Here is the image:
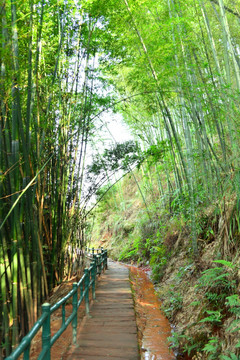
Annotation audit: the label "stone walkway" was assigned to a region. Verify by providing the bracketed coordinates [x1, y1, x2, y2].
[64, 261, 140, 360]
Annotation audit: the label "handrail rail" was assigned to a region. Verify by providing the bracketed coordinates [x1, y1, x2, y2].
[6, 248, 108, 360]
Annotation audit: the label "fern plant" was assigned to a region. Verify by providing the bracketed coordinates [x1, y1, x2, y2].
[199, 310, 223, 325]
[220, 354, 240, 360]
[225, 294, 240, 349]
[196, 260, 237, 308]
[203, 337, 222, 359]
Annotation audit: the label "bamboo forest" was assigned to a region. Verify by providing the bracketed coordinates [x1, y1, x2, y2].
[1, 0, 240, 359]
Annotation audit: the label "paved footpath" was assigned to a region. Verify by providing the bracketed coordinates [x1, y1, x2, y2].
[65, 260, 140, 360]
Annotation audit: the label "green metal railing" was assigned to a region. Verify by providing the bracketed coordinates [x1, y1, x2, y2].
[6, 248, 108, 360]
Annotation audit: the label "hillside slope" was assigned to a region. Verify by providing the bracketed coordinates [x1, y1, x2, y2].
[88, 170, 240, 359]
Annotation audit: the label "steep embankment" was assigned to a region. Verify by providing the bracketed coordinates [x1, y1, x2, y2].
[88, 172, 240, 360]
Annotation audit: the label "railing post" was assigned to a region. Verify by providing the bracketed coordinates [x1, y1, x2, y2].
[93, 254, 97, 278]
[101, 248, 104, 273]
[72, 283, 78, 344]
[90, 261, 96, 300]
[96, 255, 100, 276]
[23, 345, 30, 360]
[84, 268, 90, 313]
[105, 250, 108, 270]
[92, 247, 94, 257]
[42, 303, 51, 360]
[80, 279, 83, 303]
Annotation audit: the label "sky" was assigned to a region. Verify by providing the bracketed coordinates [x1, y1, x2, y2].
[82, 110, 134, 207]
[103, 112, 133, 144]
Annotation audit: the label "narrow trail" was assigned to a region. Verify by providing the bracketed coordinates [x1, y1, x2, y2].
[63, 260, 139, 360]
[61, 260, 176, 360]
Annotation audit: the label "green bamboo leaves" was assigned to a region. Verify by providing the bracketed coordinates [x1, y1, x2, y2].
[84, 0, 240, 257]
[1, 0, 240, 356]
[0, 0, 100, 356]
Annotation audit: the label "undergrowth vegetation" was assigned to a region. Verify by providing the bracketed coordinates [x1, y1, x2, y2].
[166, 260, 240, 359]
[87, 166, 240, 359]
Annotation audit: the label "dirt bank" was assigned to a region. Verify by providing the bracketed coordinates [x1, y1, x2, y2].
[129, 265, 175, 360]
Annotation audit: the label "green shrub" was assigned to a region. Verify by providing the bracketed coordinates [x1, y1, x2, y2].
[119, 236, 142, 262]
[203, 336, 222, 359]
[196, 260, 237, 309]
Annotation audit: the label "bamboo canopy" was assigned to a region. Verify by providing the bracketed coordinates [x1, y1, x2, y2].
[1, 0, 240, 357]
